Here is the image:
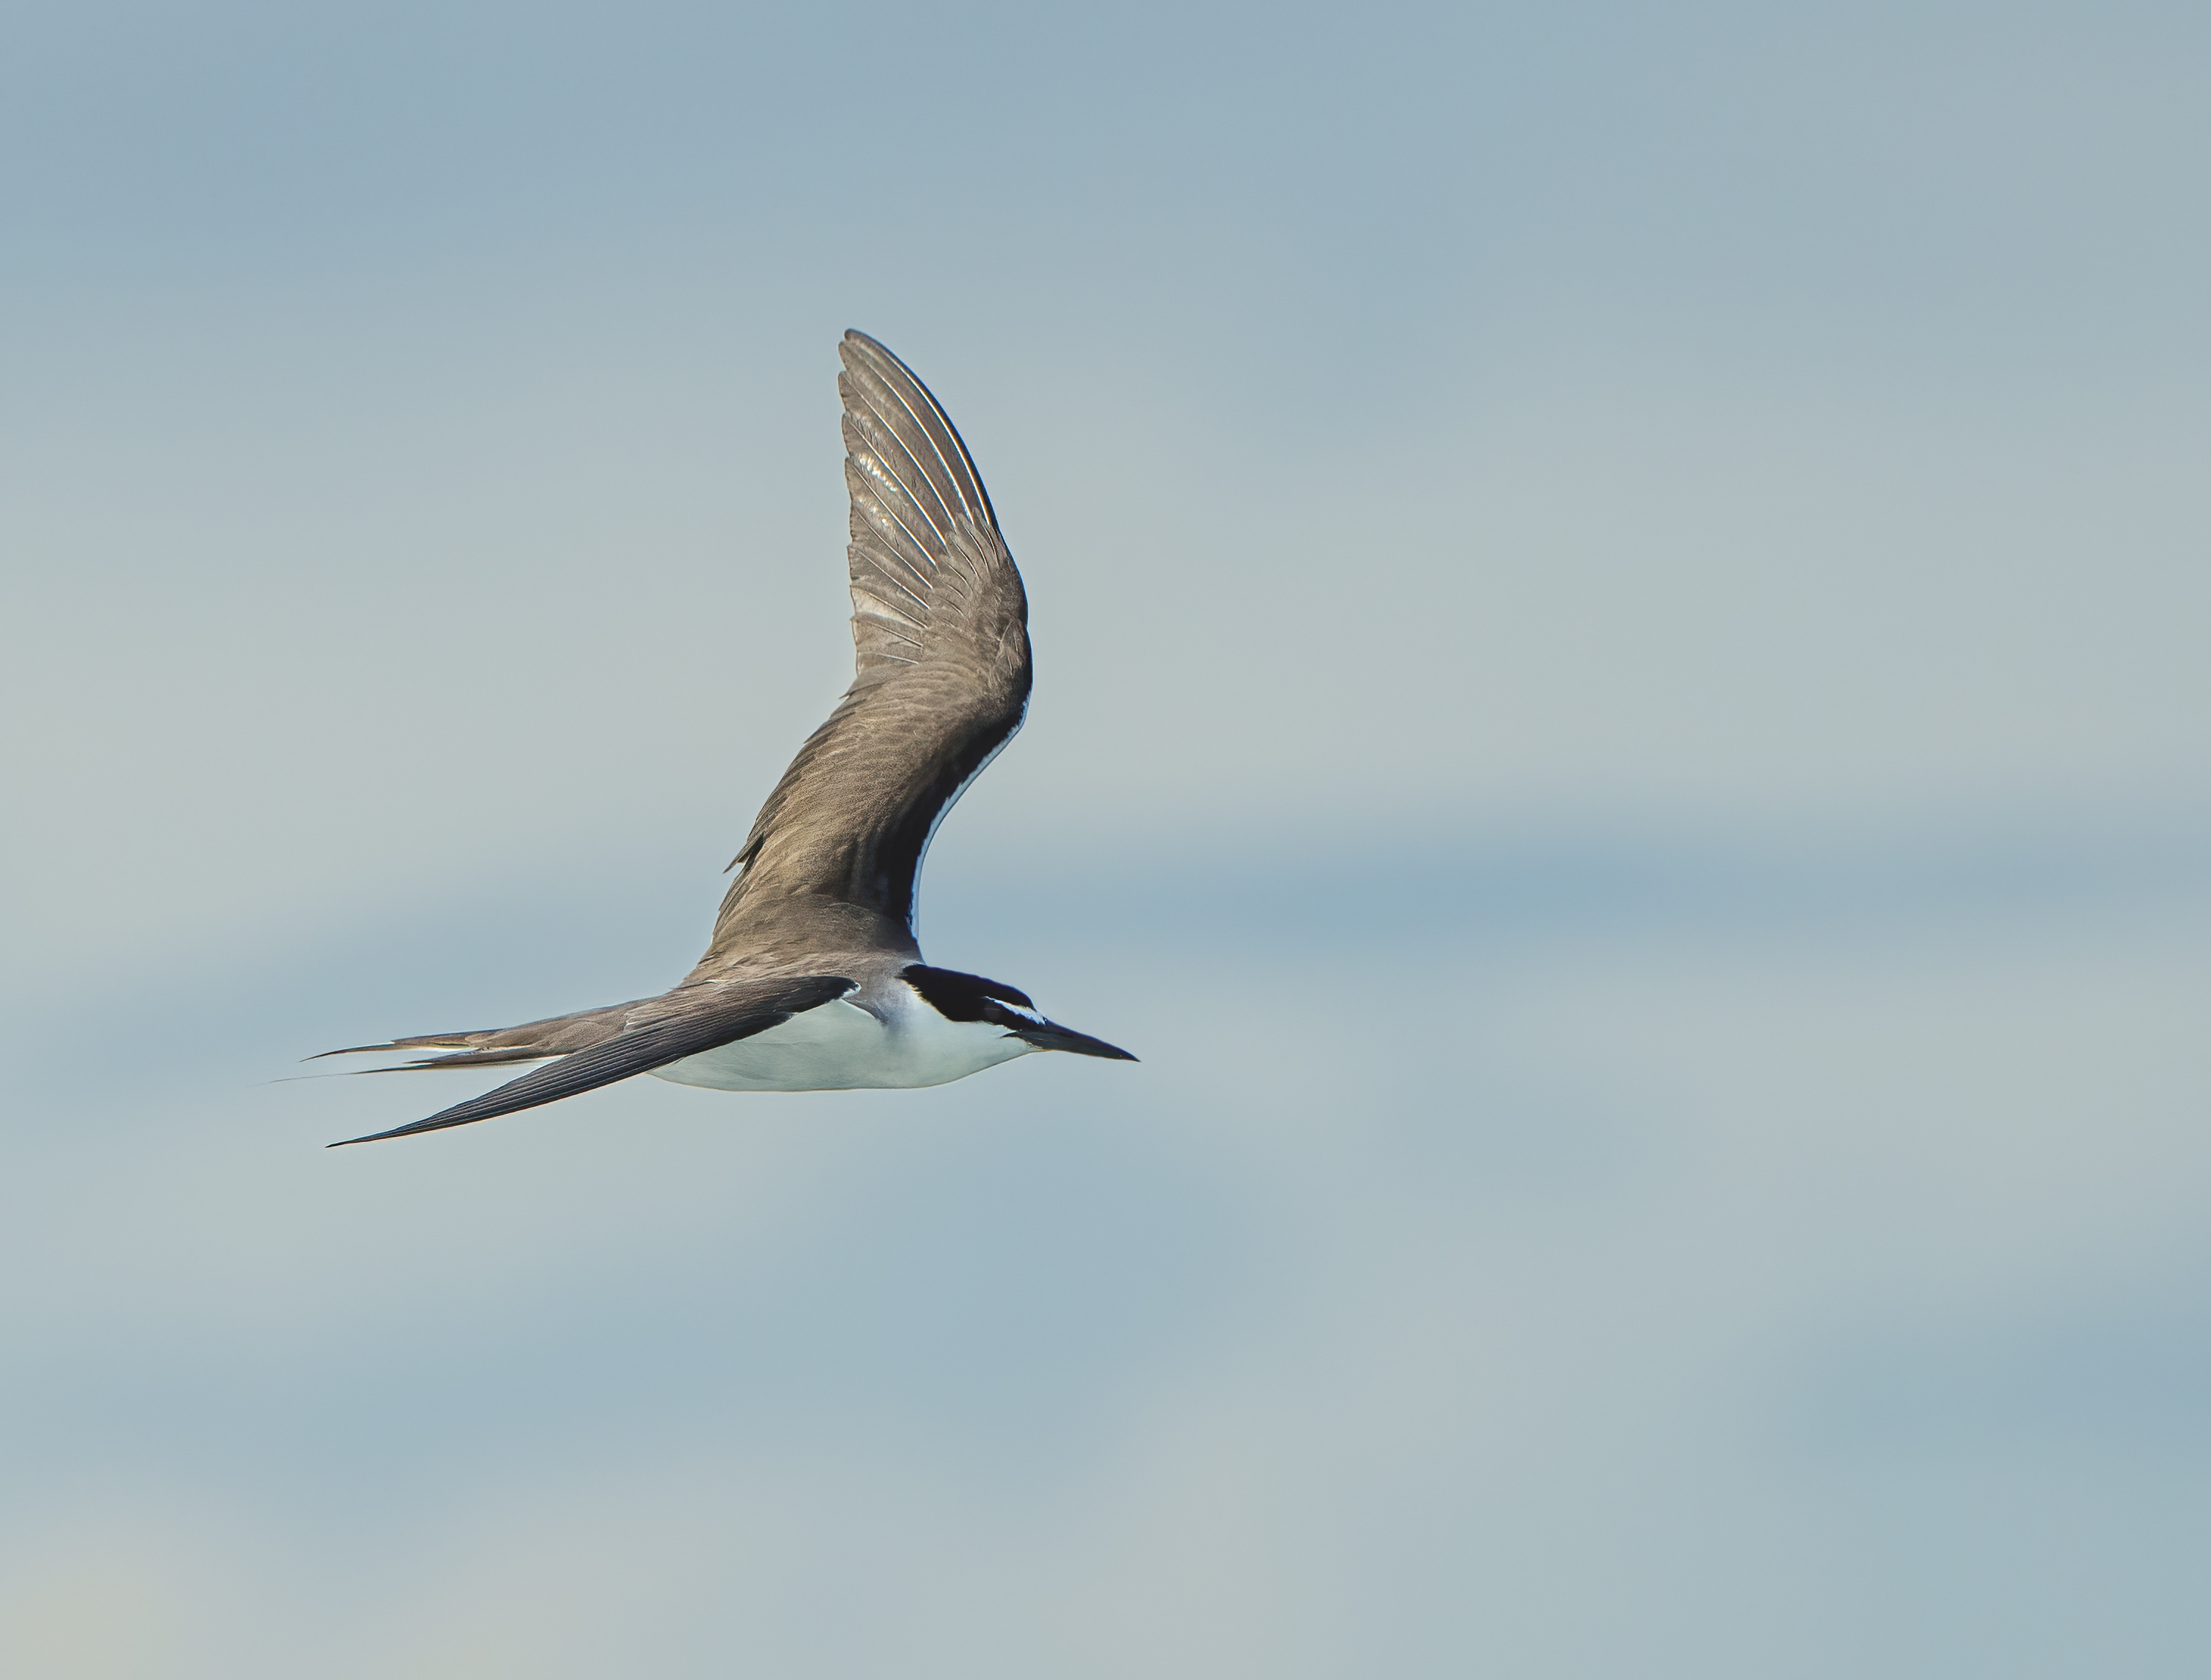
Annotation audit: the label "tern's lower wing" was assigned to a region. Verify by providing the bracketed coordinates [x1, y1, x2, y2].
[328, 975, 855, 1145]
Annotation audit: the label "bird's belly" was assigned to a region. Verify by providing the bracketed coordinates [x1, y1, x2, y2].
[648, 998, 1030, 1093]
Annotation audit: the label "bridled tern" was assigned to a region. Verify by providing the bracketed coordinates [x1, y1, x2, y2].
[318, 332, 1135, 1146]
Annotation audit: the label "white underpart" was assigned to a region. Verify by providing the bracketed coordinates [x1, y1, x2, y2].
[649, 985, 1035, 1093]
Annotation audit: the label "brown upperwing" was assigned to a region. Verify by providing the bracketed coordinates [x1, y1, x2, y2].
[691, 332, 1032, 975]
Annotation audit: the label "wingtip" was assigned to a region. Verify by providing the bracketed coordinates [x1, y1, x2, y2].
[326, 1125, 417, 1147]
[328, 1119, 437, 1147]
[839, 329, 912, 381]
[328, 1110, 463, 1146]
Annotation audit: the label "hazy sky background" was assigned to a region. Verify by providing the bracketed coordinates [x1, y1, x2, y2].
[4, 2, 2210, 1675]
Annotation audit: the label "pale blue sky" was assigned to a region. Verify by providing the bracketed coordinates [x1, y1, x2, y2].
[4, 3, 2210, 1676]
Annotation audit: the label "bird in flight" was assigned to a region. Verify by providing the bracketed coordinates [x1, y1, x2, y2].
[319, 332, 1135, 1147]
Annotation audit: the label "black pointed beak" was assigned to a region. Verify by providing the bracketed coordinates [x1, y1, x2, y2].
[1012, 1022, 1139, 1060]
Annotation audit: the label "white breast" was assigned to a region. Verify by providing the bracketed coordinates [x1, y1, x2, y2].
[647, 994, 1034, 1093]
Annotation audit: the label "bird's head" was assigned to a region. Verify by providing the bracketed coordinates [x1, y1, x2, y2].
[901, 964, 1137, 1061]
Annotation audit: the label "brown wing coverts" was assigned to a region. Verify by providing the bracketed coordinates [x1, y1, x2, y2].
[698, 333, 1031, 967]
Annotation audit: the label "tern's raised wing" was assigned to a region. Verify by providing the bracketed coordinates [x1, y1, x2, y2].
[693, 332, 1031, 973]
